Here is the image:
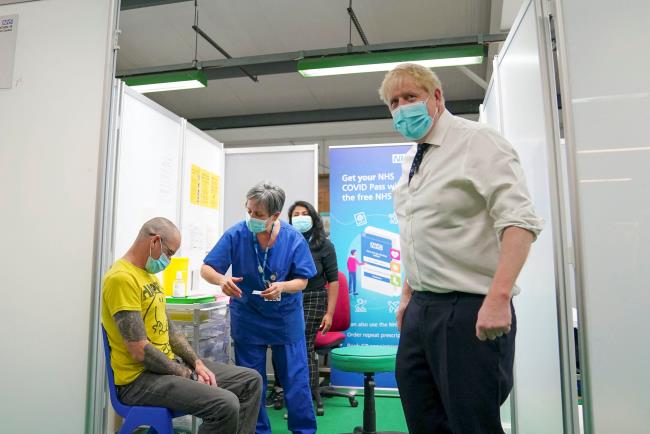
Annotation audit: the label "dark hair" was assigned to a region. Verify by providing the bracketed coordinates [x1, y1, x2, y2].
[351, 249, 356, 255]
[288, 200, 326, 249]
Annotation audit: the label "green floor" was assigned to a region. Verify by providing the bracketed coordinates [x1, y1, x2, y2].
[267, 392, 408, 433]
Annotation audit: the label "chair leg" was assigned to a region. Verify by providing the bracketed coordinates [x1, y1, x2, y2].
[342, 372, 405, 434]
[151, 417, 174, 434]
[313, 386, 324, 416]
[118, 418, 141, 434]
[363, 372, 376, 434]
[320, 386, 359, 407]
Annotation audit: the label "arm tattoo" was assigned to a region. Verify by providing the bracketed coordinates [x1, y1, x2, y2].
[168, 317, 199, 368]
[114, 310, 188, 377]
[143, 344, 189, 377]
[114, 311, 147, 342]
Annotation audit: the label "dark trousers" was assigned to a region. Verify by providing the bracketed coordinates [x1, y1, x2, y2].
[396, 291, 516, 434]
[118, 360, 263, 434]
[302, 291, 328, 390]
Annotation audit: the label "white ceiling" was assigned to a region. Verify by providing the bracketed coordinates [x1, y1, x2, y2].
[117, 0, 497, 122]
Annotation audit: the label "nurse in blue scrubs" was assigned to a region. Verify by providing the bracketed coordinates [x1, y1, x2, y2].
[201, 181, 317, 434]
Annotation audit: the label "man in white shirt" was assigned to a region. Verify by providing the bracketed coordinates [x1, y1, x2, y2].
[380, 64, 543, 434]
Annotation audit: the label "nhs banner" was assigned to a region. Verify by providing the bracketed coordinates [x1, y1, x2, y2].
[329, 144, 411, 388]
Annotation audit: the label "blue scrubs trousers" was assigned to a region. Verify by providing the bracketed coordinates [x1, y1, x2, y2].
[235, 339, 316, 434]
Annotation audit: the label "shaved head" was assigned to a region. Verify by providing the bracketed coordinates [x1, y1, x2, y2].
[137, 217, 179, 243]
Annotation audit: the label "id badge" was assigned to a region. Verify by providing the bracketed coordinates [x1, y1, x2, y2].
[263, 280, 281, 302]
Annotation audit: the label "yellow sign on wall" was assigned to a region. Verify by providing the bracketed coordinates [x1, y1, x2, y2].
[190, 164, 219, 209]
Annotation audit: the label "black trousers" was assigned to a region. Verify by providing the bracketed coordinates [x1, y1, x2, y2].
[302, 290, 328, 389]
[396, 291, 516, 434]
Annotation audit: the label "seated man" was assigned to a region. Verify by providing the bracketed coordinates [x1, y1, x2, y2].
[102, 217, 262, 434]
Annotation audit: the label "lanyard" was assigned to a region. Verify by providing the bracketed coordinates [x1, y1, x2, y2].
[253, 222, 277, 285]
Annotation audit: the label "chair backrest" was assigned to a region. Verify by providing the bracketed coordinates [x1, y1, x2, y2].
[329, 271, 351, 332]
[101, 326, 130, 417]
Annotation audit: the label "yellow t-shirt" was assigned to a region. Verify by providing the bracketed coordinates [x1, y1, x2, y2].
[101, 258, 175, 385]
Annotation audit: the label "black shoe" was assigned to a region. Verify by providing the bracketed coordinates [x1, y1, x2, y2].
[265, 388, 282, 408]
[273, 390, 284, 410]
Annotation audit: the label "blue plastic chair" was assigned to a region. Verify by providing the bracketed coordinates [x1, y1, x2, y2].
[101, 327, 185, 434]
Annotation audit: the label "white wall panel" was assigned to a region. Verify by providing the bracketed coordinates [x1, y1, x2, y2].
[180, 123, 225, 292]
[224, 146, 318, 231]
[481, 63, 501, 132]
[0, 0, 115, 432]
[492, 1, 564, 432]
[113, 87, 183, 258]
[482, 62, 513, 434]
[555, 0, 650, 432]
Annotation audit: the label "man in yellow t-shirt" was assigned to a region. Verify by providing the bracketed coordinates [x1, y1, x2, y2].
[102, 217, 262, 434]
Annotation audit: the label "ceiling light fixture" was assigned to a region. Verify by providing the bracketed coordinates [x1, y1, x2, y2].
[123, 1, 208, 94]
[298, 44, 484, 77]
[123, 69, 208, 93]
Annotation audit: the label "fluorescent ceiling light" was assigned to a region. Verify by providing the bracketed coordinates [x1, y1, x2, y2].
[123, 70, 207, 93]
[579, 178, 632, 183]
[298, 45, 484, 77]
[577, 146, 650, 154]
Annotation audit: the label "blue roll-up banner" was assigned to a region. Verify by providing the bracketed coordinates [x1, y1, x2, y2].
[329, 143, 411, 388]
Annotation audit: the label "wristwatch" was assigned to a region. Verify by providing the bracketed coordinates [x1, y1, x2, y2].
[189, 370, 199, 381]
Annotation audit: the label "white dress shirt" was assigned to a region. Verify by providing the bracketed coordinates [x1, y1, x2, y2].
[393, 110, 543, 295]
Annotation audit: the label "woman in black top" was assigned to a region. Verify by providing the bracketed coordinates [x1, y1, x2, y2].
[268, 200, 339, 410]
[289, 200, 339, 340]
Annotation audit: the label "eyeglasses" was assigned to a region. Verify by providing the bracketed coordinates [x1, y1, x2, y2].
[150, 233, 176, 257]
[160, 237, 176, 257]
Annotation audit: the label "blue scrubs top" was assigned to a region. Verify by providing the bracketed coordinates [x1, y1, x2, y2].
[204, 220, 317, 345]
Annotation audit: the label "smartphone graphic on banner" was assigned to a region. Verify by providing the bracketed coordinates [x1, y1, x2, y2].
[360, 226, 402, 297]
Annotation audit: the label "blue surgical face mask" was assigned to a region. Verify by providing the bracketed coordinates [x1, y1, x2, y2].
[246, 213, 270, 234]
[391, 99, 434, 141]
[145, 239, 170, 274]
[292, 215, 313, 233]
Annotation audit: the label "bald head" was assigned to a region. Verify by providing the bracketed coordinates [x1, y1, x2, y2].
[122, 217, 181, 270]
[137, 217, 179, 243]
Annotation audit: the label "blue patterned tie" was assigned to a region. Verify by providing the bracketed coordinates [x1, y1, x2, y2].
[408, 143, 432, 184]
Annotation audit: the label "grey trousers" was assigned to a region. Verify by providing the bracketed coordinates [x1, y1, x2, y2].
[118, 360, 263, 434]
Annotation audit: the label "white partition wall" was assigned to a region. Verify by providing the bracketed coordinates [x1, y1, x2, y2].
[554, 0, 650, 432]
[482, 1, 569, 432]
[112, 87, 225, 274]
[95, 84, 226, 431]
[113, 87, 184, 257]
[480, 58, 502, 131]
[480, 58, 514, 434]
[0, 0, 117, 432]
[224, 145, 319, 230]
[180, 122, 225, 292]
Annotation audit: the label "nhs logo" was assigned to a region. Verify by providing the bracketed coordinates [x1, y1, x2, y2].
[391, 154, 405, 164]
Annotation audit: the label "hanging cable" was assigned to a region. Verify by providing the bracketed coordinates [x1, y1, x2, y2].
[347, 0, 369, 46]
[190, 0, 257, 81]
[192, 0, 199, 67]
[348, 0, 353, 49]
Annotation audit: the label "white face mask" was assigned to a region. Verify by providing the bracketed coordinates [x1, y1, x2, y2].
[291, 215, 313, 233]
